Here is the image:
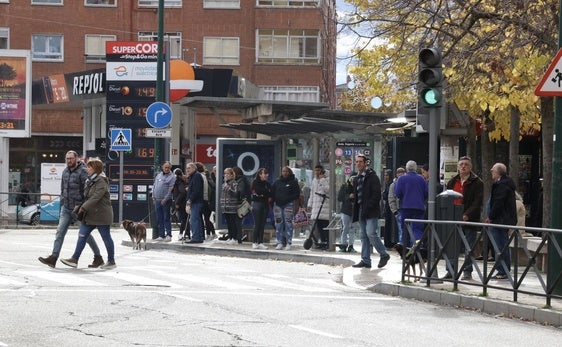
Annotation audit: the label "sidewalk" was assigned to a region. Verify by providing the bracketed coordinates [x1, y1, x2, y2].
[134, 228, 562, 327]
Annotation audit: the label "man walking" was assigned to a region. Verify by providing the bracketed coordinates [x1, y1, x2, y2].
[152, 161, 175, 241]
[485, 162, 517, 280]
[38, 150, 104, 268]
[351, 154, 390, 269]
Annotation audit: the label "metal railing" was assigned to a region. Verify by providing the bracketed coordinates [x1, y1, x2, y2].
[0, 191, 61, 227]
[402, 218, 562, 307]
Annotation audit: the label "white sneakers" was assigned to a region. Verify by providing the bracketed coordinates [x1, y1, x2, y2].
[164, 236, 172, 242]
[253, 243, 268, 250]
[284, 244, 291, 251]
[275, 244, 283, 250]
[226, 239, 237, 245]
[154, 237, 164, 241]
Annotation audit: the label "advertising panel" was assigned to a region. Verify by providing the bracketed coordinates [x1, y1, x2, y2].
[40, 163, 66, 221]
[0, 49, 31, 137]
[216, 138, 281, 229]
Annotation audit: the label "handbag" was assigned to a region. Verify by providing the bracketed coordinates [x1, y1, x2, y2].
[237, 199, 252, 218]
[293, 207, 310, 228]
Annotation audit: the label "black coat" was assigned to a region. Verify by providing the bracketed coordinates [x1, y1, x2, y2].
[352, 168, 381, 222]
[446, 172, 484, 222]
[488, 175, 517, 226]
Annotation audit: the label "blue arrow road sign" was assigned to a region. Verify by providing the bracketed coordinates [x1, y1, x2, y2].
[146, 101, 172, 128]
[110, 128, 132, 151]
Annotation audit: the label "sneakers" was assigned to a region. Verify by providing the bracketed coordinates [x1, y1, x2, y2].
[347, 246, 357, 253]
[88, 255, 105, 268]
[257, 243, 268, 250]
[285, 244, 291, 251]
[60, 258, 78, 268]
[154, 237, 164, 241]
[461, 272, 473, 280]
[100, 261, 116, 269]
[38, 255, 57, 268]
[177, 234, 184, 241]
[252, 243, 259, 249]
[164, 235, 172, 242]
[377, 254, 390, 268]
[226, 239, 236, 245]
[275, 244, 283, 250]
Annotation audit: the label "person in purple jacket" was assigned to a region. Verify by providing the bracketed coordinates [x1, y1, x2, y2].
[394, 160, 428, 247]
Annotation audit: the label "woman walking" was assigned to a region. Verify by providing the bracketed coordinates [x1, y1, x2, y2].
[61, 159, 116, 269]
[251, 168, 272, 249]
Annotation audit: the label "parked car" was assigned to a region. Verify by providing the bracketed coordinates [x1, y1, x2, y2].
[17, 203, 41, 225]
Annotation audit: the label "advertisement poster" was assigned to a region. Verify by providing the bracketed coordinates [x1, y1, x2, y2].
[0, 50, 31, 137]
[40, 163, 66, 221]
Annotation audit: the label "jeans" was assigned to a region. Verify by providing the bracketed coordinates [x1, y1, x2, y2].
[340, 213, 355, 247]
[52, 205, 100, 258]
[71, 224, 114, 262]
[252, 201, 269, 244]
[274, 202, 294, 245]
[189, 202, 204, 241]
[447, 225, 477, 275]
[490, 226, 511, 276]
[155, 199, 172, 238]
[358, 209, 388, 266]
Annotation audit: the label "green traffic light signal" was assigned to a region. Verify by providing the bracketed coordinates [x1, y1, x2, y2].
[420, 88, 441, 106]
[418, 47, 443, 108]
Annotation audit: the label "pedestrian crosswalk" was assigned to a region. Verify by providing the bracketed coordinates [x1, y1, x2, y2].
[1, 264, 346, 294]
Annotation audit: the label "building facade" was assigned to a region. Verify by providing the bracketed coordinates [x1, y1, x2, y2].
[0, 0, 336, 210]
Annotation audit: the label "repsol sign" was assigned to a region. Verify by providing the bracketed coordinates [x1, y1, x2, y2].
[72, 71, 105, 96]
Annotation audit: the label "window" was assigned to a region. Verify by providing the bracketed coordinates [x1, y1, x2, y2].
[257, 29, 320, 64]
[203, 0, 239, 9]
[138, 31, 182, 59]
[257, 0, 318, 7]
[31, 0, 62, 4]
[138, 0, 181, 7]
[85, 34, 115, 63]
[203, 37, 239, 65]
[261, 86, 319, 102]
[0, 28, 8, 49]
[32, 34, 63, 62]
[85, 0, 117, 6]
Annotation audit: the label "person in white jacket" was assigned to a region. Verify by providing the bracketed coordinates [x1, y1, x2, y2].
[307, 165, 330, 250]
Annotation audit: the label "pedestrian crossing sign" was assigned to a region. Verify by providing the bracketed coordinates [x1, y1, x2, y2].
[110, 128, 132, 151]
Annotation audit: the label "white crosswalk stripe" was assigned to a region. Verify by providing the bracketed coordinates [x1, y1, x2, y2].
[18, 271, 106, 287]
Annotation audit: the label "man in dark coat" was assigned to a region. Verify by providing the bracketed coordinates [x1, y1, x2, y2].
[351, 154, 390, 269]
[485, 162, 517, 279]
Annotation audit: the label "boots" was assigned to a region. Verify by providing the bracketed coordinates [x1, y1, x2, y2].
[38, 255, 57, 268]
[88, 255, 105, 268]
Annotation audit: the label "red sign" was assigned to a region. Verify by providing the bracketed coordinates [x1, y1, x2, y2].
[196, 144, 217, 163]
[535, 47, 562, 96]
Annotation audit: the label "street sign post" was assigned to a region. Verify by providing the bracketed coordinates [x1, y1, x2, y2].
[109, 127, 132, 223]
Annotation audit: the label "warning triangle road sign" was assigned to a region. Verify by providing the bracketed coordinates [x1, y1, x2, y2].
[535, 47, 562, 96]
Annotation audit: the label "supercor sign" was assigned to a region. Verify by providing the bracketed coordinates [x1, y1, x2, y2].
[106, 42, 159, 55]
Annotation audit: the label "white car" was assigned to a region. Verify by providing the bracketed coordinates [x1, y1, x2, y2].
[17, 204, 41, 225]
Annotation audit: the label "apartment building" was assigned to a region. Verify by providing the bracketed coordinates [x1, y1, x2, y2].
[0, 0, 336, 209]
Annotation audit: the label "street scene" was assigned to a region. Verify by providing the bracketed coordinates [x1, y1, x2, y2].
[1, 228, 562, 346]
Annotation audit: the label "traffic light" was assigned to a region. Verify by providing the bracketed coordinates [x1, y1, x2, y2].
[418, 47, 443, 108]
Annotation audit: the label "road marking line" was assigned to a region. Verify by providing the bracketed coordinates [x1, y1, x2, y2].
[97, 272, 182, 288]
[235, 275, 337, 293]
[289, 325, 344, 339]
[18, 271, 105, 286]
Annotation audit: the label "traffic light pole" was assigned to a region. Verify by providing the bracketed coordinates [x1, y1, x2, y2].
[426, 107, 440, 281]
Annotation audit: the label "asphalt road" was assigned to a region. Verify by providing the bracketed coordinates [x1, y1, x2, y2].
[0, 229, 561, 346]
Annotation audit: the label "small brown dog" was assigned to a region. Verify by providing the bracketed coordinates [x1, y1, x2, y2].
[122, 220, 147, 250]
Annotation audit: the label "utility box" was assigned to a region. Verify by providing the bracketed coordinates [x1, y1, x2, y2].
[435, 190, 464, 273]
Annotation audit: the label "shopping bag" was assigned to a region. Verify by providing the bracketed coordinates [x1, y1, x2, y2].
[237, 199, 251, 218]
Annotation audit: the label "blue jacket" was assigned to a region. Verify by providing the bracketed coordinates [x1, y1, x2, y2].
[394, 172, 428, 211]
[152, 171, 174, 200]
